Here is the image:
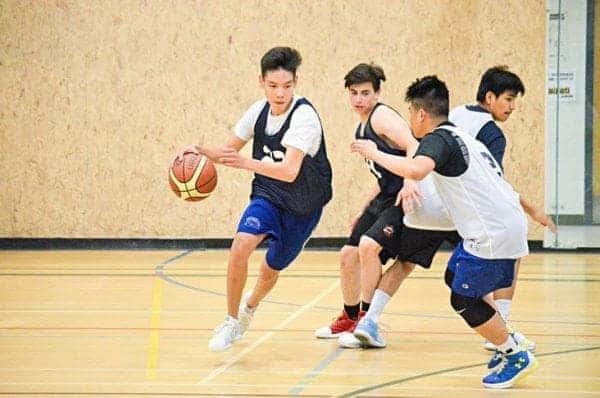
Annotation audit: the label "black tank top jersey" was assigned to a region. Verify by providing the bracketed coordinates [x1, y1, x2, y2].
[354, 103, 406, 196]
[250, 98, 333, 216]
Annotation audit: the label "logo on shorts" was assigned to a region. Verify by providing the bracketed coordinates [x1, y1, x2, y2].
[382, 225, 395, 237]
[244, 216, 261, 230]
[461, 283, 469, 290]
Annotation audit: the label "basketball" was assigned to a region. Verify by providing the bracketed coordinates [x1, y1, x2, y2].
[169, 152, 217, 201]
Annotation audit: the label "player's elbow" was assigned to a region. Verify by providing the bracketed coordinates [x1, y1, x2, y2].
[404, 166, 428, 181]
[281, 167, 300, 183]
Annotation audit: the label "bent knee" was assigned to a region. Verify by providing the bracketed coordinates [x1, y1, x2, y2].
[358, 236, 382, 257]
[450, 292, 496, 328]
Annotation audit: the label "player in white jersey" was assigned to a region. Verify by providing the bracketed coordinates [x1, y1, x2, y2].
[351, 75, 537, 389]
[449, 66, 556, 353]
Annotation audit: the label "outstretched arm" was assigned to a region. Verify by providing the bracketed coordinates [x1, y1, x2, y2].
[351, 139, 435, 181]
[175, 136, 247, 164]
[519, 196, 557, 233]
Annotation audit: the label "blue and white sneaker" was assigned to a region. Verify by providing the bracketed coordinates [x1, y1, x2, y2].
[487, 350, 504, 370]
[353, 318, 386, 348]
[482, 350, 538, 389]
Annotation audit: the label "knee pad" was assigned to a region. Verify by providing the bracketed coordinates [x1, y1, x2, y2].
[450, 292, 495, 328]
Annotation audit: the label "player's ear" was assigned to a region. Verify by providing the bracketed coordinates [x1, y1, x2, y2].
[259, 74, 265, 88]
[484, 91, 496, 106]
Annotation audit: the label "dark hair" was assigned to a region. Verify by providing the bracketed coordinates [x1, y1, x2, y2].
[476, 65, 525, 102]
[405, 75, 449, 118]
[344, 63, 386, 92]
[260, 47, 302, 76]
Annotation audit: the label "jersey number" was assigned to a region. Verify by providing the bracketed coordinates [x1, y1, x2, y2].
[480, 152, 503, 177]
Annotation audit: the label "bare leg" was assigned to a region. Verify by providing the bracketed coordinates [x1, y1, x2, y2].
[358, 236, 383, 303]
[246, 260, 280, 308]
[493, 259, 520, 321]
[340, 245, 361, 306]
[226, 232, 265, 318]
[378, 260, 416, 296]
[474, 313, 511, 346]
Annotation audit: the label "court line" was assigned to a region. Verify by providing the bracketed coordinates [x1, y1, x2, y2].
[155, 261, 600, 326]
[198, 279, 340, 385]
[288, 347, 344, 395]
[334, 345, 600, 397]
[144, 250, 193, 381]
[0, 393, 328, 397]
[1, 327, 598, 340]
[146, 276, 163, 380]
[3, 272, 599, 283]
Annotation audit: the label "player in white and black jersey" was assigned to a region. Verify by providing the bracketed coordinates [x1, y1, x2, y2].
[178, 47, 332, 352]
[351, 76, 537, 389]
[450, 66, 556, 353]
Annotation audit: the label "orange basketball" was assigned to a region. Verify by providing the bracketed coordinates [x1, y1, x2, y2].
[169, 152, 217, 202]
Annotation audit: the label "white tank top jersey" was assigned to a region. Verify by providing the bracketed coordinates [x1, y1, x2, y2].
[448, 105, 495, 138]
[404, 105, 500, 232]
[430, 125, 528, 259]
[403, 175, 455, 231]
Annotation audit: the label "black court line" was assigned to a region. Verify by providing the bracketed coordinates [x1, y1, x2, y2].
[335, 345, 600, 397]
[155, 260, 600, 327]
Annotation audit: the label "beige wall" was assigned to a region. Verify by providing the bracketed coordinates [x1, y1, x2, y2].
[0, 0, 546, 239]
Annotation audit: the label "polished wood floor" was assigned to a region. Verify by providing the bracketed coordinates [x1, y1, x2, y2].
[0, 249, 599, 397]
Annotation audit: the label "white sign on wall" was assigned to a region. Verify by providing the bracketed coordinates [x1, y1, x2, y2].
[545, 0, 587, 216]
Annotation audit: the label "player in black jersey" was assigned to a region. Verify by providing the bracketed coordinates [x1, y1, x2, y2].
[315, 63, 451, 348]
[179, 47, 332, 352]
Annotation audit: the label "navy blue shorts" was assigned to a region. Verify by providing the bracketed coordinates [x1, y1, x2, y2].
[446, 242, 516, 298]
[237, 198, 322, 271]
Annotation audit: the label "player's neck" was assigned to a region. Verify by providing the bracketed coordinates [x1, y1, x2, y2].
[477, 101, 492, 114]
[431, 116, 448, 129]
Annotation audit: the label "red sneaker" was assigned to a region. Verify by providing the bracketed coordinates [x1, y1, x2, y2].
[315, 310, 365, 339]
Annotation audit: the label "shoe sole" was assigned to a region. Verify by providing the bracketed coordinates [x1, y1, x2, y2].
[483, 342, 496, 351]
[338, 332, 362, 348]
[353, 329, 386, 348]
[315, 331, 349, 339]
[482, 356, 538, 389]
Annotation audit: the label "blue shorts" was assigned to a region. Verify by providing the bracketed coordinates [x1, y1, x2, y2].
[447, 242, 516, 298]
[237, 198, 322, 271]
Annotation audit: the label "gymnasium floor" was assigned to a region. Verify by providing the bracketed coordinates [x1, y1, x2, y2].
[0, 248, 599, 397]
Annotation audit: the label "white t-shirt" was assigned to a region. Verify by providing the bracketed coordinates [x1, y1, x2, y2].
[234, 96, 322, 157]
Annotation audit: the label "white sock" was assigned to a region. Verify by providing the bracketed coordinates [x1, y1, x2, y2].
[365, 289, 390, 323]
[496, 334, 519, 354]
[495, 299, 512, 323]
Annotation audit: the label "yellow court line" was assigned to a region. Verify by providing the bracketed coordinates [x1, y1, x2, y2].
[146, 276, 164, 380]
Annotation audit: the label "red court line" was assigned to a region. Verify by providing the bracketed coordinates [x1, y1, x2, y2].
[1, 326, 599, 338]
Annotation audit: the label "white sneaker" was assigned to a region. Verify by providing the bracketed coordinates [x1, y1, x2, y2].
[338, 332, 362, 348]
[238, 292, 255, 335]
[483, 331, 536, 352]
[483, 339, 497, 351]
[209, 315, 241, 352]
[512, 331, 536, 352]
